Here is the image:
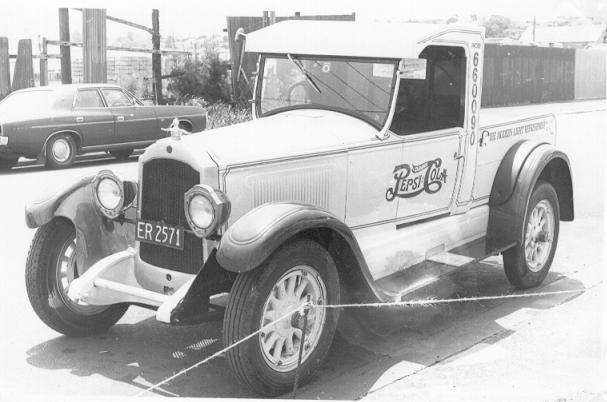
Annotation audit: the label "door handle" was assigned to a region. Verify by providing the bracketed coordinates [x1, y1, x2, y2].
[116, 116, 125, 121]
[76, 116, 84, 123]
[454, 151, 464, 160]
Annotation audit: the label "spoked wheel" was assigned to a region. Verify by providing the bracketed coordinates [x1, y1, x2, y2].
[223, 239, 340, 396]
[524, 200, 555, 272]
[503, 181, 560, 289]
[259, 265, 327, 372]
[25, 218, 128, 336]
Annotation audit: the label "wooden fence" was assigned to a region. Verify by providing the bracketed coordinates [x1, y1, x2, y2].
[574, 48, 607, 100]
[482, 44, 576, 107]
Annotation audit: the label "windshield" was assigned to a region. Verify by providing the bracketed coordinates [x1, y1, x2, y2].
[0, 90, 56, 116]
[257, 55, 398, 128]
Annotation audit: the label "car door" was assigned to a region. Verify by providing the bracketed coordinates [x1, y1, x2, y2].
[389, 46, 468, 223]
[72, 88, 114, 147]
[100, 88, 158, 146]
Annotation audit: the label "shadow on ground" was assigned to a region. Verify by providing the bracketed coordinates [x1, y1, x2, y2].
[25, 260, 585, 399]
[0, 151, 142, 176]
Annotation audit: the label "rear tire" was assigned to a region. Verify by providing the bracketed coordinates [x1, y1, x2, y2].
[109, 149, 133, 160]
[25, 218, 128, 336]
[46, 134, 76, 169]
[503, 181, 560, 289]
[223, 239, 340, 396]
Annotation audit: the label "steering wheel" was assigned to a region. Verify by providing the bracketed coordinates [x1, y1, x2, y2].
[285, 80, 309, 105]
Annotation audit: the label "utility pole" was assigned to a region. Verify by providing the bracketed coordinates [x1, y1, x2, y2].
[58, 8, 72, 84]
[39, 37, 48, 86]
[152, 9, 163, 105]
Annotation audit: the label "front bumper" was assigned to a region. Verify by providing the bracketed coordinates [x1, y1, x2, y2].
[67, 247, 232, 324]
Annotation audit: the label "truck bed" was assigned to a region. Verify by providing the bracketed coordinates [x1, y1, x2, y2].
[479, 100, 602, 128]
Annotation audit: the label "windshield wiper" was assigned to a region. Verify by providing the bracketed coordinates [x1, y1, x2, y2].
[287, 54, 322, 94]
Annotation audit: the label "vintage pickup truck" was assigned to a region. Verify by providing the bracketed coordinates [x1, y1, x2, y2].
[24, 21, 573, 396]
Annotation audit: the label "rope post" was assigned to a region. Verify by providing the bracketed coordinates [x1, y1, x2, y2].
[292, 299, 310, 399]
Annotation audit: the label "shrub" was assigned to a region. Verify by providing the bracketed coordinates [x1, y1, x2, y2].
[177, 96, 252, 129]
[205, 102, 251, 129]
[167, 50, 231, 104]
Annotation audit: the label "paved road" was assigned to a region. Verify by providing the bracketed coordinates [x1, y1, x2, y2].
[0, 102, 604, 400]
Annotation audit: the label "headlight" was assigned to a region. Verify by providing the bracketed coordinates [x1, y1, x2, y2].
[92, 170, 124, 219]
[184, 184, 230, 238]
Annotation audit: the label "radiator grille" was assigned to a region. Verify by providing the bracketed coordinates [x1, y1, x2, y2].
[139, 159, 202, 274]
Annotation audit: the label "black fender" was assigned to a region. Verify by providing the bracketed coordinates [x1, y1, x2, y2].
[216, 203, 386, 300]
[24, 176, 135, 275]
[487, 140, 574, 252]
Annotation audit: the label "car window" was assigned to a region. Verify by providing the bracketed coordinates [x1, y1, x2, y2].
[74, 89, 104, 108]
[101, 89, 133, 107]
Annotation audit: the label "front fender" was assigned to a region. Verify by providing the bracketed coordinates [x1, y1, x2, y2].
[216, 203, 358, 270]
[217, 202, 401, 302]
[25, 176, 134, 275]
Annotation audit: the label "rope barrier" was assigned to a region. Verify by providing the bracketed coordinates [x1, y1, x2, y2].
[135, 282, 601, 397]
[134, 305, 305, 397]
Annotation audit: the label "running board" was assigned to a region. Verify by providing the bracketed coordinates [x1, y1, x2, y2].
[372, 237, 515, 301]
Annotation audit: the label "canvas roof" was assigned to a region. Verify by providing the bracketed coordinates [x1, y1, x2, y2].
[246, 20, 483, 59]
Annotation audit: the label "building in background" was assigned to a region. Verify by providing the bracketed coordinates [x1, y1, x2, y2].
[519, 24, 607, 48]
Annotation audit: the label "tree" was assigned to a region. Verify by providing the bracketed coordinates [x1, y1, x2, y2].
[167, 48, 230, 103]
[483, 15, 512, 38]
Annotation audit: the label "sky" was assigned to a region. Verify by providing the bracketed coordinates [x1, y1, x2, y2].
[0, 0, 604, 51]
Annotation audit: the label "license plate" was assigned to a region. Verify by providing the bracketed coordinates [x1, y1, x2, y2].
[136, 220, 184, 250]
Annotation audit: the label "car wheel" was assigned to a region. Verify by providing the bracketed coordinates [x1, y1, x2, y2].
[0, 156, 18, 170]
[503, 181, 560, 289]
[223, 239, 340, 396]
[109, 149, 133, 160]
[25, 218, 128, 336]
[46, 134, 76, 169]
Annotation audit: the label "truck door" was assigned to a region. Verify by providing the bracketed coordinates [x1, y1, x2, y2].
[389, 46, 468, 222]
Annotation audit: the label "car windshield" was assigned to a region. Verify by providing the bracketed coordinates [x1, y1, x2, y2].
[0, 90, 56, 115]
[257, 55, 398, 128]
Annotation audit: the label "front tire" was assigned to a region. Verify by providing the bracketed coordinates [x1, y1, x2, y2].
[503, 181, 560, 289]
[25, 218, 128, 336]
[46, 134, 76, 169]
[223, 239, 340, 396]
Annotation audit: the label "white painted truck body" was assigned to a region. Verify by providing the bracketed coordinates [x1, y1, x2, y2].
[66, 20, 558, 311]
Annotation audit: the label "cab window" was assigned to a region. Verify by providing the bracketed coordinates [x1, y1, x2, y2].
[390, 46, 466, 135]
[101, 89, 133, 107]
[74, 89, 104, 108]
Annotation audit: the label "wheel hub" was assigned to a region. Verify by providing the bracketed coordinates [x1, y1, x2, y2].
[259, 265, 326, 372]
[524, 200, 555, 272]
[52, 139, 70, 162]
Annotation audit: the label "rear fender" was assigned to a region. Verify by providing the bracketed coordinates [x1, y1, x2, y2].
[25, 176, 134, 275]
[487, 141, 574, 252]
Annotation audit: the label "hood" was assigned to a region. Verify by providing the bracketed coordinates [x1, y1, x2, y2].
[174, 109, 379, 168]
